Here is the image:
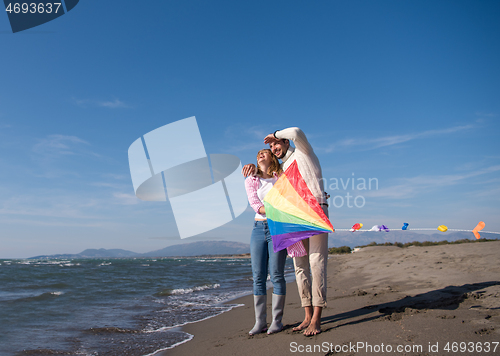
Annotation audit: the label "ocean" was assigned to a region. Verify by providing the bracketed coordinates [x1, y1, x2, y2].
[0, 257, 295, 356]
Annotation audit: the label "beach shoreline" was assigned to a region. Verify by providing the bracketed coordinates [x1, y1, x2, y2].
[159, 241, 500, 355]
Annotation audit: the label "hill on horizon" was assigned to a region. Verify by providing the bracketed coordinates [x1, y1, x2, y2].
[29, 240, 250, 259]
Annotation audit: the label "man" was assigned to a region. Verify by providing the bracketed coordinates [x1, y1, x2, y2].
[243, 127, 329, 336]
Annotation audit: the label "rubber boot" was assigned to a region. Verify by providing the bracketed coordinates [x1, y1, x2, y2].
[267, 294, 285, 334]
[249, 295, 267, 335]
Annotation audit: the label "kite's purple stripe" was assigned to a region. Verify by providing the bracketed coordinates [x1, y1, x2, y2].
[271, 230, 328, 253]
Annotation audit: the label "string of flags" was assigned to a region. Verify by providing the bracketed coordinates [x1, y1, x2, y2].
[334, 221, 500, 240]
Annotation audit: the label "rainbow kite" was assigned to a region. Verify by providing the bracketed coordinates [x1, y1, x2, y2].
[263, 161, 334, 252]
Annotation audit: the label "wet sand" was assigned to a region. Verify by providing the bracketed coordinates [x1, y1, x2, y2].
[160, 241, 500, 355]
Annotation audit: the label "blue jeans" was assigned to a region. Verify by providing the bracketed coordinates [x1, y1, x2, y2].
[250, 220, 287, 296]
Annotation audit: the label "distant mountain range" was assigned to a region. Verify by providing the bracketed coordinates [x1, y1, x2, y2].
[30, 231, 494, 259]
[29, 241, 250, 259]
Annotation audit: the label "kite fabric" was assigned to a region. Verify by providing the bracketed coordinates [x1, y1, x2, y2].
[350, 223, 363, 232]
[472, 221, 485, 239]
[263, 160, 334, 253]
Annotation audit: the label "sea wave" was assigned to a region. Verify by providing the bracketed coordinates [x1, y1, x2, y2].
[171, 283, 220, 295]
[13, 291, 64, 302]
[143, 332, 194, 356]
[155, 283, 221, 297]
[86, 326, 139, 334]
[144, 303, 244, 333]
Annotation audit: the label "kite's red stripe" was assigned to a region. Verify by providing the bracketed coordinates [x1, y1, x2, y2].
[284, 161, 333, 230]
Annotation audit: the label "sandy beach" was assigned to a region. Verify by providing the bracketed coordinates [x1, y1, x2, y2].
[161, 241, 500, 355]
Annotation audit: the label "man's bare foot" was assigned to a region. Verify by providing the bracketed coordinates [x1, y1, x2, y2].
[294, 306, 314, 331]
[303, 319, 321, 336]
[292, 319, 310, 332]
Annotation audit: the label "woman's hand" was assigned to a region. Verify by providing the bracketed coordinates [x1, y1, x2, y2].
[258, 206, 265, 215]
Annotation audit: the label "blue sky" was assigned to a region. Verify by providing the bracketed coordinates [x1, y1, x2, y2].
[1, 0, 499, 258]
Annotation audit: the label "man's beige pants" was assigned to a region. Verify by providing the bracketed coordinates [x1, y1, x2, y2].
[293, 206, 329, 308]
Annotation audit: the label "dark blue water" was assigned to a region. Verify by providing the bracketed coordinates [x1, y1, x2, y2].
[0, 257, 294, 356]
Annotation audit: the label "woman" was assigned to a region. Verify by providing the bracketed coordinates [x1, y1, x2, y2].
[245, 149, 287, 335]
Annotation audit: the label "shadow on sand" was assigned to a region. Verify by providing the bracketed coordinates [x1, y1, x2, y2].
[287, 281, 499, 333]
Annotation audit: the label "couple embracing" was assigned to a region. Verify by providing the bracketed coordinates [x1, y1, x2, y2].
[243, 127, 329, 337]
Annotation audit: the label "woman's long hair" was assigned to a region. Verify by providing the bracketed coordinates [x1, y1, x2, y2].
[256, 149, 282, 177]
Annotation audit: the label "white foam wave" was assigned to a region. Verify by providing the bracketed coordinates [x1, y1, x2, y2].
[32, 260, 73, 266]
[143, 332, 194, 356]
[170, 283, 220, 295]
[144, 303, 244, 334]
